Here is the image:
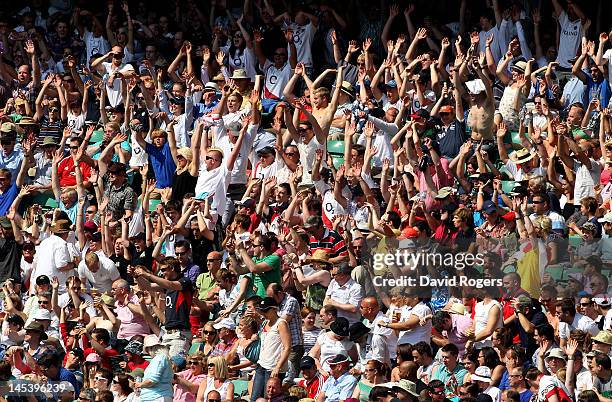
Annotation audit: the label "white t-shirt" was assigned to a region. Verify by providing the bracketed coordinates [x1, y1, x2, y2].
[77, 251, 120, 294]
[296, 136, 324, 184]
[407, 89, 436, 112]
[573, 158, 601, 205]
[397, 302, 432, 345]
[381, 95, 403, 112]
[603, 49, 612, 84]
[557, 11, 582, 69]
[558, 312, 600, 339]
[484, 386, 502, 402]
[221, 45, 257, 80]
[195, 162, 230, 221]
[67, 111, 86, 135]
[215, 122, 257, 185]
[288, 22, 317, 67]
[32, 234, 74, 292]
[537, 375, 573, 402]
[314, 179, 346, 228]
[57, 292, 97, 317]
[102, 61, 128, 107]
[325, 278, 363, 324]
[315, 332, 355, 371]
[83, 30, 110, 66]
[261, 61, 293, 100]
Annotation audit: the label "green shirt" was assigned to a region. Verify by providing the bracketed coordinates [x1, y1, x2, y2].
[196, 272, 216, 300]
[252, 254, 281, 297]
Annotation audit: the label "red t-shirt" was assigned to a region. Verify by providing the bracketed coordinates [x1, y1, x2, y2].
[83, 347, 120, 370]
[57, 157, 92, 187]
[127, 360, 150, 371]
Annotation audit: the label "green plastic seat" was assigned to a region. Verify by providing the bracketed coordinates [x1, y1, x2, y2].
[546, 267, 565, 282]
[568, 235, 583, 248]
[501, 181, 516, 194]
[327, 140, 344, 155]
[232, 380, 249, 398]
[188, 342, 203, 356]
[332, 156, 344, 170]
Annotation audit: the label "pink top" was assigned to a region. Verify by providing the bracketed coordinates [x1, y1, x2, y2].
[417, 158, 453, 211]
[115, 294, 151, 339]
[173, 369, 207, 402]
[449, 313, 473, 359]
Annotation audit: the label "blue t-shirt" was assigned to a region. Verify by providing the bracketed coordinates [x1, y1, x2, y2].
[141, 353, 174, 401]
[145, 142, 177, 189]
[584, 74, 611, 108]
[0, 183, 19, 216]
[56, 366, 80, 397]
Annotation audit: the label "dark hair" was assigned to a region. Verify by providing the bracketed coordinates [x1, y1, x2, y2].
[321, 304, 338, 318]
[165, 200, 182, 212]
[397, 343, 413, 363]
[540, 285, 558, 298]
[246, 295, 262, 305]
[557, 298, 577, 317]
[92, 328, 111, 345]
[413, 341, 433, 358]
[159, 257, 181, 273]
[96, 368, 113, 386]
[369, 386, 393, 402]
[441, 343, 459, 357]
[460, 382, 480, 398]
[97, 390, 114, 402]
[175, 240, 191, 250]
[428, 380, 444, 390]
[387, 211, 402, 229]
[493, 327, 514, 349]
[524, 367, 541, 382]
[594, 354, 611, 370]
[479, 347, 501, 369]
[432, 311, 451, 332]
[504, 390, 520, 402]
[578, 390, 600, 402]
[535, 323, 555, 341]
[114, 373, 133, 395]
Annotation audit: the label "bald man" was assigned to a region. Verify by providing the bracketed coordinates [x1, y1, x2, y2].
[360, 296, 398, 365]
[112, 278, 150, 339]
[207, 390, 222, 402]
[196, 251, 224, 300]
[266, 377, 284, 402]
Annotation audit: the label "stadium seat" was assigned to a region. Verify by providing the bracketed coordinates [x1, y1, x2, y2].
[327, 140, 344, 155]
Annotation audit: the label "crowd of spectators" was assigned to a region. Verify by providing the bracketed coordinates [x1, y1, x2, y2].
[0, 0, 611, 402]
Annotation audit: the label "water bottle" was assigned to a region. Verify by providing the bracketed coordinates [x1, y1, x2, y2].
[135, 376, 142, 396]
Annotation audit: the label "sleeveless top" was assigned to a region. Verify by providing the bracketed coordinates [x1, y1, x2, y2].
[204, 377, 232, 400]
[498, 85, 525, 132]
[236, 342, 255, 373]
[258, 318, 289, 372]
[357, 381, 373, 402]
[473, 299, 503, 348]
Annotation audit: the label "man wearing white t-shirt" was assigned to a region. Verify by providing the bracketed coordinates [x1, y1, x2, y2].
[552, 0, 587, 69]
[253, 30, 297, 115]
[380, 291, 432, 345]
[193, 118, 246, 223]
[287, 11, 318, 69]
[32, 220, 75, 293]
[91, 46, 136, 107]
[556, 298, 600, 348]
[78, 251, 120, 294]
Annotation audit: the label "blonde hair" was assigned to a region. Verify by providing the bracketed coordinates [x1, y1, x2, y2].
[151, 129, 167, 139]
[208, 356, 229, 380]
[85, 252, 99, 267]
[532, 216, 552, 234]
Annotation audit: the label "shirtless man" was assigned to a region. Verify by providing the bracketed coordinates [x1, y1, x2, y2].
[454, 53, 495, 141]
[283, 63, 344, 134]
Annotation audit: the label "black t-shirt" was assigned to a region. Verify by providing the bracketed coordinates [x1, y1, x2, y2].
[518, 309, 547, 355]
[0, 238, 22, 284]
[110, 254, 131, 284]
[164, 276, 193, 330]
[171, 170, 198, 202]
[129, 244, 154, 269]
[435, 119, 467, 159]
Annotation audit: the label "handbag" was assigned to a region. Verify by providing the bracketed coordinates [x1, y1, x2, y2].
[244, 320, 267, 363]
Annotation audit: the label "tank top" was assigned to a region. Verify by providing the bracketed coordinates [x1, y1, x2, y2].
[204, 377, 231, 400]
[258, 318, 289, 372]
[473, 299, 503, 348]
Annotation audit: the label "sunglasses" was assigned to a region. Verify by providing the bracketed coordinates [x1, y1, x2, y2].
[208, 363, 216, 368]
[94, 376, 107, 381]
[439, 112, 451, 116]
[38, 300, 49, 305]
[205, 156, 219, 162]
[175, 251, 187, 256]
[203, 330, 216, 335]
[188, 360, 201, 365]
[580, 302, 592, 306]
[285, 152, 297, 157]
[207, 259, 221, 262]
